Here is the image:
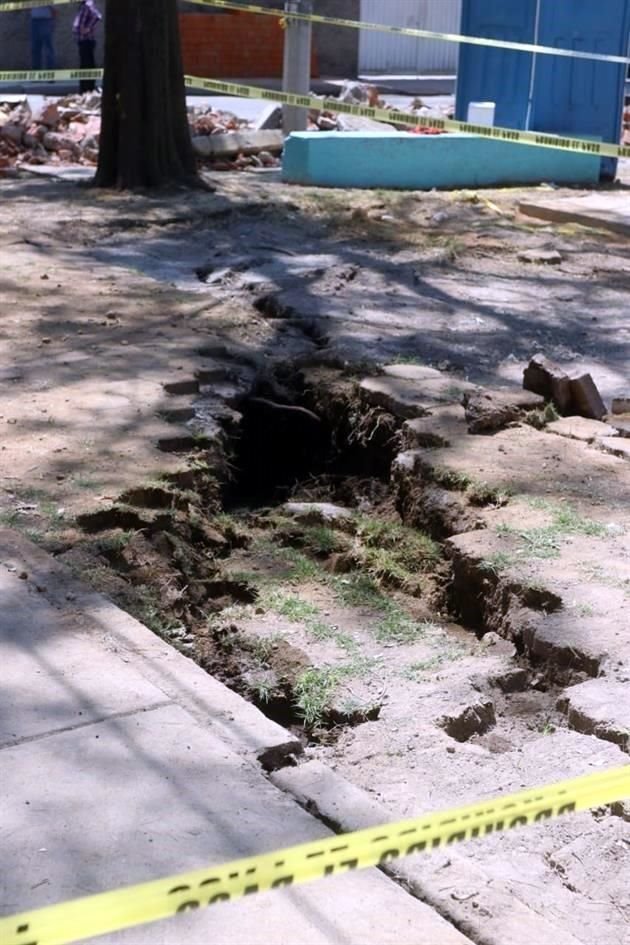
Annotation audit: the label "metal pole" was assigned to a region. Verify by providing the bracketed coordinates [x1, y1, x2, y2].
[283, 0, 313, 135]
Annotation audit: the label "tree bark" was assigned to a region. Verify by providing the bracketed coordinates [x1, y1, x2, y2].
[95, 0, 198, 189]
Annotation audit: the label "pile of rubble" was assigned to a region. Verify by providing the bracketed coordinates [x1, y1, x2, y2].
[0, 92, 101, 170]
[0, 82, 455, 175]
[309, 80, 453, 134]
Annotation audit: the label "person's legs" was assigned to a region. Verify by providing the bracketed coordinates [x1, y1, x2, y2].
[41, 20, 55, 70]
[78, 39, 96, 92]
[31, 20, 43, 70]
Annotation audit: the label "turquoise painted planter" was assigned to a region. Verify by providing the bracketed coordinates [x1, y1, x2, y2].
[282, 132, 601, 190]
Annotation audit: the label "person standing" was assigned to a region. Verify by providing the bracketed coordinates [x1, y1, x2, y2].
[73, 0, 102, 93]
[31, 6, 56, 71]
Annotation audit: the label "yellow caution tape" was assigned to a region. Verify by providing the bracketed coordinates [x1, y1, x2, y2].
[0, 69, 626, 160]
[190, 0, 630, 66]
[0, 68, 101, 82]
[1, 0, 629, 67]
[185, 74, 630, 160]
[0, 0, 69, 10]
[0, 68, 626, 159]
[1, 765, 629, 945]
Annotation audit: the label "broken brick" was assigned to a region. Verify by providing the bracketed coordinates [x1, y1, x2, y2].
[522, 354, 572, 413]
[569, 373, 607, 421]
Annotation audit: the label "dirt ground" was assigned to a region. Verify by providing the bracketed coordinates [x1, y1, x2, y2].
[2, 166, 630, 944]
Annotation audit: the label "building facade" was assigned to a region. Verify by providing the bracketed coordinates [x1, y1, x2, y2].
[0, 1, 461, 79]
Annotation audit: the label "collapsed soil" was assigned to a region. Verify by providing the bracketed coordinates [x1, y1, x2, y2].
[1, 170, 630, 943]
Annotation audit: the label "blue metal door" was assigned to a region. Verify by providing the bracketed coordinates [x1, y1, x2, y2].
[532, 0, 630, 177]
[456, 0, 630, 179]
[455, 0, 536, 128]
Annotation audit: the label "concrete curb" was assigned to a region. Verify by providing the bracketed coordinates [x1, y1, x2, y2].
[0, 528, 302, 768]
[271, 760, 584, 945]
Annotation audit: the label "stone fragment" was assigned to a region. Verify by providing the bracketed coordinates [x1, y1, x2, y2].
[599, 437, 630, 459]
[569, 373, 607, 420]
[336, 114, 397, 133]
[522, 354, 572, 412]
[0, 123, 24, 145]
[257, 150, 277, 167]
[611, 397, 630, 415]
[253, 103, 283, 131]
[192, 130, 284, 159]
[609, 415, 630, 438]
[558, 678, 630, 751]
[438, 698, 496, 742]
[546, 416, 616, 443]
[317, 115, 338, 131]
[282, 502, 354, 526]
[43, 131, 79, 154]
[463, 388, 544, 434]
[338, 81, 372, 104]
[518, 248, 563, 264]
[36, 102, 59, 128]
[360, 364, 477, 419]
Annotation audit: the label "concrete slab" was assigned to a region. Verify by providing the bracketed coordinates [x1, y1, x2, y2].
[0, 532, 472, 944]
[0, 567, 172, 746]
[1, 706, 469, 945]
[0, 528, 301, 763]
[359, 364, 478, 419]
[272, 760, 585, 945]
[283, 132, 601, 190]
[559, 678, 630, 751]
[17, 163, 95, 182]
[519, 193, 630, 236]
[547, 416, 617, 443]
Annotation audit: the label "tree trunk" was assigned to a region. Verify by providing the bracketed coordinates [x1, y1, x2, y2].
[95, 0, 197, 189]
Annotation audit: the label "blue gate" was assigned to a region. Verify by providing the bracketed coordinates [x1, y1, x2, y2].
[456, 0, 630, 178]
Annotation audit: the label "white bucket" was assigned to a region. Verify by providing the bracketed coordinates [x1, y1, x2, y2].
[467, 101, 496, 127]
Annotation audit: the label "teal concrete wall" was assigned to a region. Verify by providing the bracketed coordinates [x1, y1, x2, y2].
[282, 132, 601, 189]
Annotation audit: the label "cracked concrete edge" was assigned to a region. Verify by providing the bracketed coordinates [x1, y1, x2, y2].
[271, 760, 584, 945]
[0, 528, 302, 767]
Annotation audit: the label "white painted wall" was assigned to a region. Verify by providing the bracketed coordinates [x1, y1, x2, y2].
[359, 0, 462, 74]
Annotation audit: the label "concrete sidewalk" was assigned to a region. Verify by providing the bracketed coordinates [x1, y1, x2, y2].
[0, 529, 470, 945]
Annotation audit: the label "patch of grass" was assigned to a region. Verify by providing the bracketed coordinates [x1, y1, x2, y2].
[0, 509, 20, 527]
[358, 517, 440, 568]
[480, 551, 516, 574]
[97, 529, 138, 554]
[248, 634, 284, 662]
[130, 585, 180, 637]
[432, 467, 473, 491]
[375, 610, 436, 644]
[308, 619, 358, 653]
[496, 502, 608, 563]
[251, 677, 276, 704]
[260, 590, 319, 623]
[570, 602, 595, 618]
[402, 641, 465, 678]
[302, 525, 347, 556]
[294, 666, 342, 727]
[466, 482, 512, 507]
[338, 519, 442, 597]
[332, 573, 387, 610]
[551, 504, 607, 538]
[260, 589, 359, 653]
[524, 402, 560, 430]
[294, 652, 376, 727]
[251, 536, 323, 583]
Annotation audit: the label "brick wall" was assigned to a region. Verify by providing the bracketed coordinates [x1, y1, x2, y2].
[179, 11, 318, 78]
[0, 0, 356, 77]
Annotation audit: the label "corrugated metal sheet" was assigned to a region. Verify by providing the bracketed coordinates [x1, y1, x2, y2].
[359, 0, 462, 73]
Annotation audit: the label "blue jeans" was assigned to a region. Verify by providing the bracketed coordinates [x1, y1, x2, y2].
[31, 18, 56, 71]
